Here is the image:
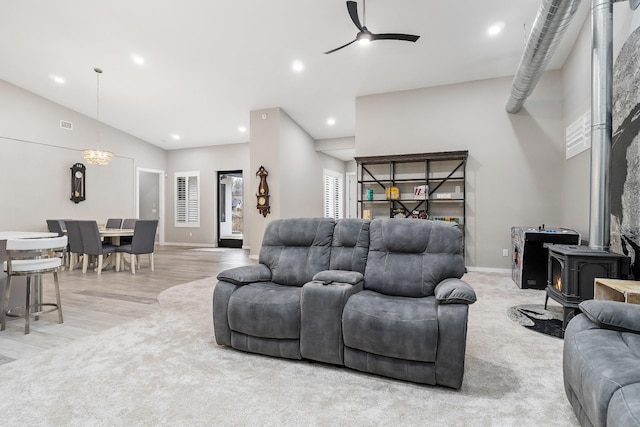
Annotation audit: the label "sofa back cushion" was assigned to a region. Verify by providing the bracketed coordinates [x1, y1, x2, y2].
[329, 219, 370, 274]
[364, 218, 464, 297]
[259, 218, 334, 286]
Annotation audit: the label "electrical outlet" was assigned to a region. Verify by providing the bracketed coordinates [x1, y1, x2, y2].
[189, 232, 193, 237]
[502, 249, 509, 257]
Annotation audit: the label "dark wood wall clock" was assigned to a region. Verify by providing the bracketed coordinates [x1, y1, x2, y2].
[256, 166, 270, 217]
[70, 162, 86, 203]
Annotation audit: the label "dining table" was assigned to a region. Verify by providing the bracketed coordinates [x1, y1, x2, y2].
[0, 231, 59, 315]
[99, 228, 134, 246]
[97, 228, 135, 271]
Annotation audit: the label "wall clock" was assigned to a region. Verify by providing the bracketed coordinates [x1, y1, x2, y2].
[70, 162, 86, 203]
[256, 166, 270, 217]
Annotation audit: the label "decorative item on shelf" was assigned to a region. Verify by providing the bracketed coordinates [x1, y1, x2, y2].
[256, 166, 270, 217]
[82, 67, 113, 166]
[391, 208, 406, 218]
[435, 193, 453, 199]
[366, 188, 374, 201]
[385, 186, 400, 200]
[70, 163, 86, 203]
[411, 210, 428, 219]
[431, 216, 460, 224]
[413, 185, 429, 200]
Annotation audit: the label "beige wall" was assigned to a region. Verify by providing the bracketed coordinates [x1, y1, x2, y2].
[0, 79, 166, 231]
[248, 107, 347, 256]
[165, 143, 250, 247]
[356, 73, 566, 269]
[9, 6, 640, 267]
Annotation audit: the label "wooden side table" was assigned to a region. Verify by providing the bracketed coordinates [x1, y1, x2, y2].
[594, 278, 640, 304]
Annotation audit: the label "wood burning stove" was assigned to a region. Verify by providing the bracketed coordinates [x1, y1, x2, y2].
[545, 244, 630, 330]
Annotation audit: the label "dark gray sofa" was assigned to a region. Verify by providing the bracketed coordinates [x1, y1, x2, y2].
[564, 300, 640, 427]
[212, 217, 477, 389]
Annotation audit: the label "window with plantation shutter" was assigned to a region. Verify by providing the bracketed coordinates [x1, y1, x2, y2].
[175, 171, 200, 227]
[323, 169, 343, 220]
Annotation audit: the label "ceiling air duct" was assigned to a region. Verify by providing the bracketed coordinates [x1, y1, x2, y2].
[505, 0, 583, 114]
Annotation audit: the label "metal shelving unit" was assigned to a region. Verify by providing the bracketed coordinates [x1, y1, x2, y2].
[355, 150, 468, 242]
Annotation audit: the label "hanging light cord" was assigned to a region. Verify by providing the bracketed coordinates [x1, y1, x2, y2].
[95, 67, 102, 147]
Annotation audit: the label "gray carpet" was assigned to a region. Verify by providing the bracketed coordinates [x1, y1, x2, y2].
[0, 272, 579, 426]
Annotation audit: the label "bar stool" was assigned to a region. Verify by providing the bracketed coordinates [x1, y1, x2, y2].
[1, 236, 67, 334]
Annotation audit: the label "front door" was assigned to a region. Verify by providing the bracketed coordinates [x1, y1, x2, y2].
[218, 171, 243, 248]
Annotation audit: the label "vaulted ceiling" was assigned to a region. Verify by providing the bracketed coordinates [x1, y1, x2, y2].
[0, 0, 588, 150]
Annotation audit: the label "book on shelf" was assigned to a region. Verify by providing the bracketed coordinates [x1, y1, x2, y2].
[413, 185, 429, 200]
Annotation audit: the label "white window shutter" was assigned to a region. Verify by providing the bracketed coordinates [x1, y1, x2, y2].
[323, 170, 343, 220]
[175, 171, 200, 227]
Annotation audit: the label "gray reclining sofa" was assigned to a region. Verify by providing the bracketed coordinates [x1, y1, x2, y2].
[564, 300, 640, 427]
[213, 217, 477, 389]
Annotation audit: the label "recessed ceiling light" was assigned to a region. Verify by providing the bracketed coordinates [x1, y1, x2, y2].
[488, 22, 505, 36]
[238, 126, 247, 133]
[327, 117, 336, 126]
[49, 74, 65, 84]
[131, 54, 145, 65]
[171, 133, 181, 140]
[292, 60, 304, 72]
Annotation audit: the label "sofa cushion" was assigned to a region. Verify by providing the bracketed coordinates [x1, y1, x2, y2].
[564, 315, 640, 427]
[607, 383, 640, 427]
[330, 219, 370, 274]
[259, 218, 334, 286]
[342, 290, 438, 363]
[365, 219, 464, 297]
[312, 270, 363, 286]
[580, 299, 640, 334]
[228, 282, 301, 339]
[216, 264, 272, 286]
[435, 278, 477, 304]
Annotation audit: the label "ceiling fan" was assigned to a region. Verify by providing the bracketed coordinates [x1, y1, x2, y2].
[324, 0, 420, 54]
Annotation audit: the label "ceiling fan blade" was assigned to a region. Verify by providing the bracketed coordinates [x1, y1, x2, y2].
[324, 39, 357, 54]
[346, 1, 363, 31]
[371, 33, 420, 42]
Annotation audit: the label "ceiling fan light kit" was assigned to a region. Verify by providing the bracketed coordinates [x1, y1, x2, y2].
[324, 0, 420, 54]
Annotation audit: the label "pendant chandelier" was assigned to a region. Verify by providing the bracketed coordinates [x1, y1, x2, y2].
[83, 67, 113, 165]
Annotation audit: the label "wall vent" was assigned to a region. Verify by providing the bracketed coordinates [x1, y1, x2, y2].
[60, 120, 73, 130]
[566, 111, 590, 159]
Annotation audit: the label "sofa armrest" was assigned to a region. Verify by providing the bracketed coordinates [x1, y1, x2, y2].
[312, 270, 363, 286]
[435, 278, 477, 305]
[216, 264, 272, 286]
[579, 299, 640, 334]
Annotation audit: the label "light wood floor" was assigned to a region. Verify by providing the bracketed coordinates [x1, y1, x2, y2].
[0, 245, 254, 365]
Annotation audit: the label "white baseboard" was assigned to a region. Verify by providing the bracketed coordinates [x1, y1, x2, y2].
[249, 254, 259, 260]
[465, 266, 511, 275]
[164, 242, 216, 248]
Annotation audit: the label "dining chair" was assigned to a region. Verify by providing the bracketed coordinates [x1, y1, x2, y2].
[116, 219, 158, 274]
[121, 218, 137, 229]
[119, 218, 137, 245]
[105, 218, 123, 229]
[77, 220, 117, 274]
[46, 219, 65, 236]
[64, 220, 84, 271]
[46, 219, 70, 268]
[1, 236, 67, 334]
